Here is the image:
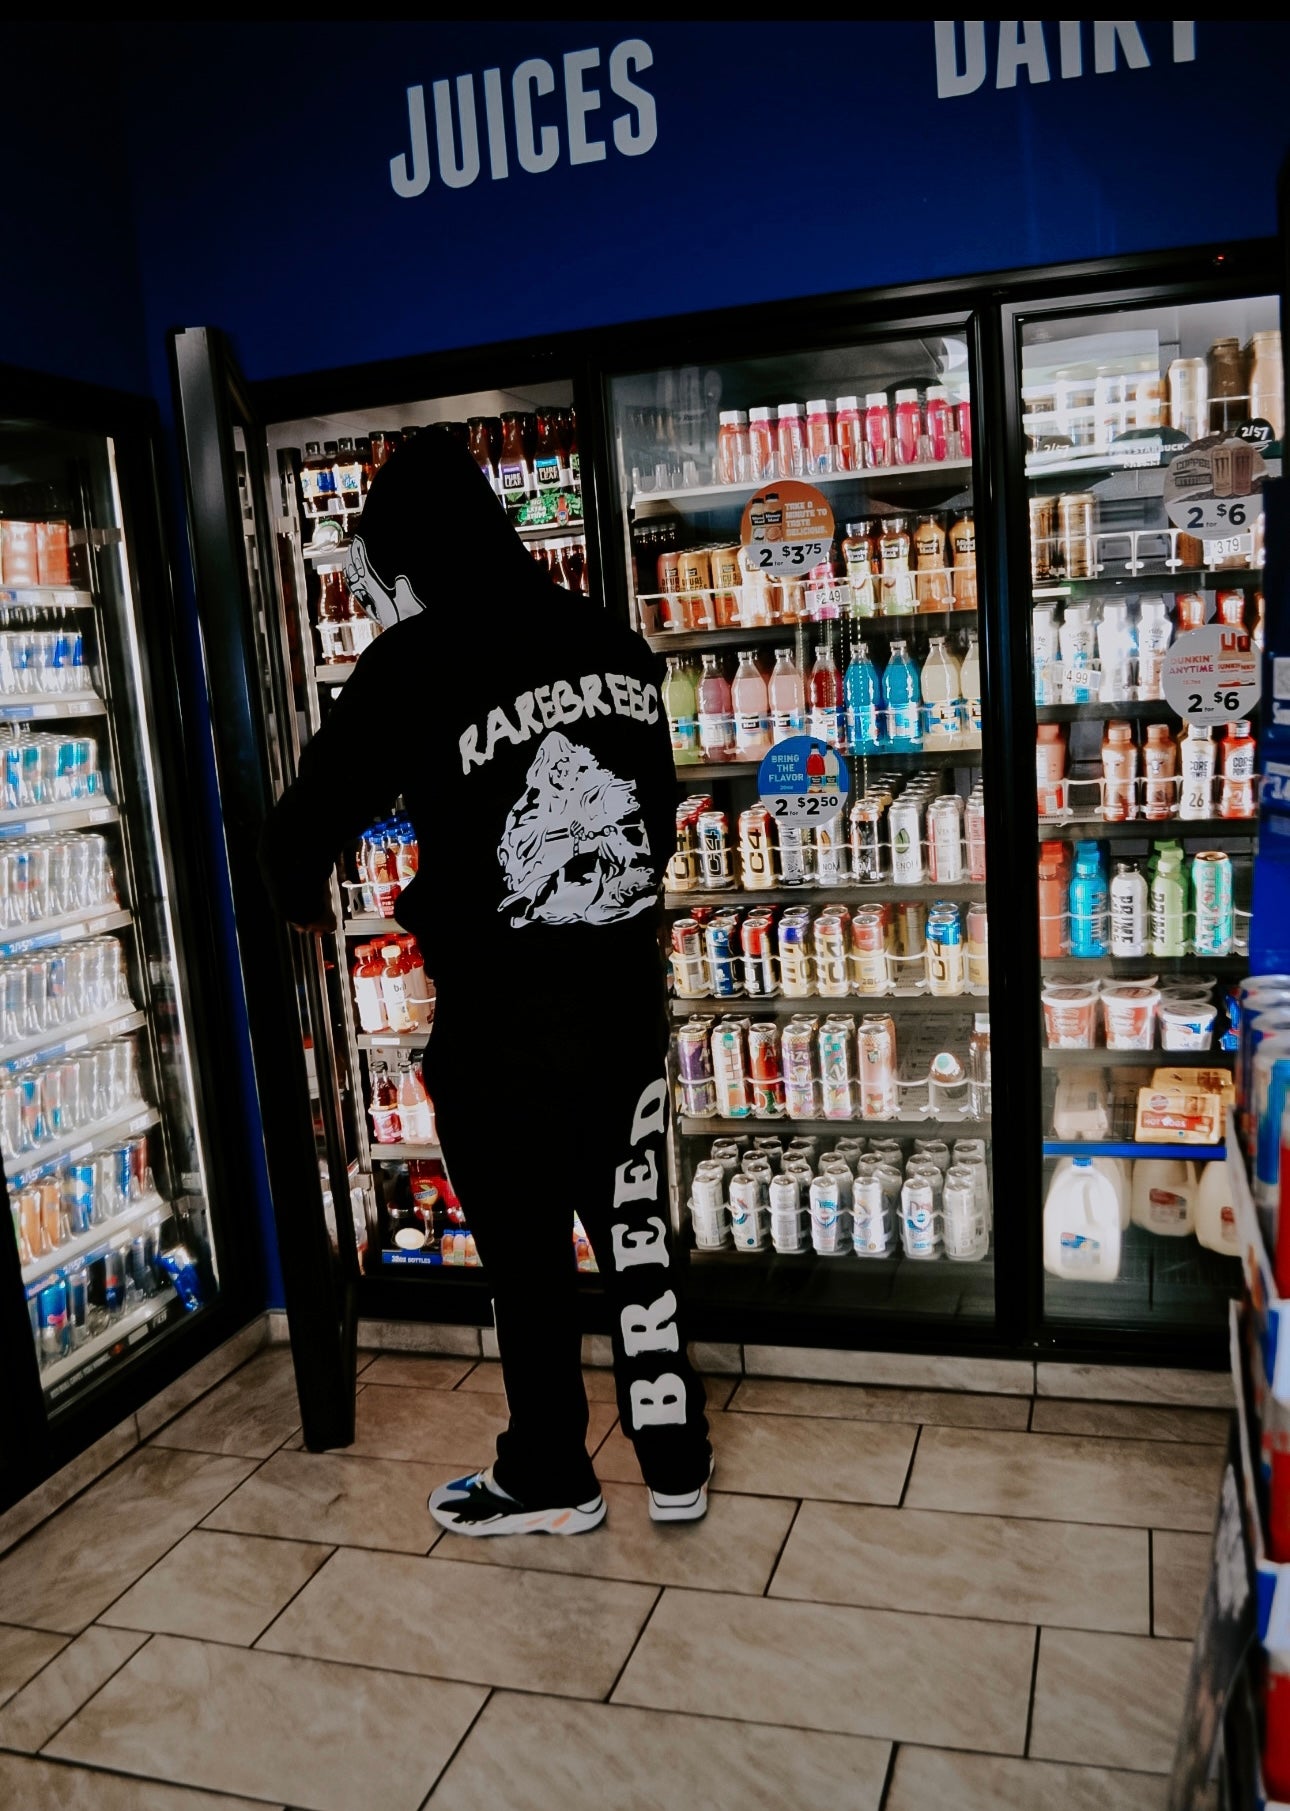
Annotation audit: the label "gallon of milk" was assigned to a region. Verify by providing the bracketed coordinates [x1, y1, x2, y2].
[1043, 1157, 1122, 1282]
[1130, 1158, 1197, 1237]
[1194, 1160, 1239, 1255]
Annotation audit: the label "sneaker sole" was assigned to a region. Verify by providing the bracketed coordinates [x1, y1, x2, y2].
[428, 1493, 607, 1538]
[648, 1457, 715, 1524]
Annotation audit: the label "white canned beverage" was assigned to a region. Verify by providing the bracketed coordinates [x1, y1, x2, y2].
[858, 1014, 899, 1119]
[943, 1164, 989, 1261]
[809, 1173, 850, 1255]
[814, 911, 850, 998]
[818, 1155, 854, 1215]
[833, 1136, 866, 1164]
[709, 1139, 742, 1175]
[852, 1174, 893, 1256]
[875, 1164, 904, 1227]
[1191, 852, 1234, 958]
[890, 799, 925, 884]
[769, 1173, 806, 1253]
[711, 1022, 752, 1118]
[965, 792, 987, 881]
[913, 1137, 951, 1169]
[869, 1138, 905, 1166]
[819, 1019, 855, 1119]
[778, 824, 810, 885]
[900, 1176, 942, 1259]
[690, 1200, 727, 1249]
[690, 1164, 725, 1215]
[782, 1021, 821, 1119]
[814, 822, 843, 886]
[851, 906, 890, 996]
[928, 796, 964, 883]
[782, 1155, 815, 1188]
[787, 1134, 820, 1156]
[728, 1174, 767, 1251]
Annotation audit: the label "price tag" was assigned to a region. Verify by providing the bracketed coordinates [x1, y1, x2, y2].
[757, 735, 848, 825]
[1163, 436, 1267, 544]
[1168, 496, 1259, 538]
[1162, 625, 1261, 724]
[740, 481, 834, 578]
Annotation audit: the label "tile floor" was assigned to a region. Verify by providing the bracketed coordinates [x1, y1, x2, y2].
[0, 1345, 1228, 1810]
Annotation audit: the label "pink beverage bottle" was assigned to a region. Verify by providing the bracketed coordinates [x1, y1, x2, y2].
[395, 1054, 434, 1142]
[368, 1057, 401, 1143]
[835, 396, 863, 472]
[864, 393, 892, 468]
[769, 647, 806, 742]
[777, 403, 807, 479]
[748, 407, 776, 481]
[806, 400, 834, 474]
[894, 389, 922, 465]
[925, 386, 951, 461]
[697, 654, 735, 760]
[732, 652, 771, 758]
[957, 393, 973, 458]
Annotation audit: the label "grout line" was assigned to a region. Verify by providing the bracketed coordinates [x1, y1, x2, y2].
[762, 1499, 803, 1599]
[1148, 1528, 1155, 1635]
[1021, 1626, 1042, 1758]
[896, 1426, 923, 1508]
[877, 1740, 900, 1811]
[12, 1746, 277, 1804]
[248, 1547, 340, 1652]
[416, 1687, 494, 1810]
[601, 1586, 664, 1705]
[30, 1631, 156, 1757]
[1027, 1395, 1036, 1431]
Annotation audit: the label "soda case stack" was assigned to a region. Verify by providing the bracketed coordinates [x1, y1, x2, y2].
[677, 1013, 990, 1128]
[0, 731, 103, 813]
[1033, 591, 1264, 708]
[0, 934, 131, 1052]
[0, 519, 73, 589]
[347, 816, 418, 918]
[0, 616, 89, 695]
[1036, 719, 1257, 824]
[0, 1034, 144, 1162]
[687, 1129, 991, 1263]
[1038, 840, 1243, 964]
[0, 832, 115, 931]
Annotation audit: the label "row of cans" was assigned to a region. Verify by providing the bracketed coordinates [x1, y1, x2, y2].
[0, 626, 89, 696]
[672, 901, 988, 1001]
[1, 732, 103, 813]
[0, 833, 116, 930]
[669, 785, 986, 893]
[11, 1133, 155, 1264]
[690, 1133, 990, 1260]
[28, 1232, 205, 1371]
[0, 1036, 142, 1160]
[678, 1013, 902, 1121]
[0, 936, 130, 1050]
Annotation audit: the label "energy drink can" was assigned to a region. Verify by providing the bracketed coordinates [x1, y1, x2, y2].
[813, 823, 843, 887]
[966, 791, 987, 881]
[819, 1019, 855, 1119]
[689, 1165, 727, 1249]
[712, 1022, 751, 1118]
[926, 905, 965, 996]
[1253, 1034, 1290, 1207]
[741, 912, 778, 997]
[748, 1022, 785, 1118]
[927, 796, 964, 883]
[65, 1263, 89, 1345]
[99, 1242, 126, 1315]
[852, 1174, 893, 1255]
[38, 1274, 68, 1363]
[966, 902, 989, 990]
[667, 805, 700, 892]
[778, 824, 809, 886]
[704, 918, 741, 998]
[769, 1173, 805, 1253]
[890, 799, 924, 885]
[738, 807, 776, 890]
[900, 1177, 941, 1258]
[859, 1014, 899, 1119]
[943, 1165, 988, 1261]
[1191, 852, 1234, 958]
[782, 1020, 820, 1119]
[849, 797, 885, 884]
[778, 914, 813, 997]
[677, 1020, 718, 1118]
[814, 910, 850, 998]
[809, 1173, 849, 1255]
[670, 918, 708, 998]
[728, 1174, 766, 1251]
[697, 810, 732, 890]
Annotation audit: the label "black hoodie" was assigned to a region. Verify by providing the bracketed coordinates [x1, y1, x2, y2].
[258, 430, 676, 997]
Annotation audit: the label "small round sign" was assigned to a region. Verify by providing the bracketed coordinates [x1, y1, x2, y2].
[1161, 624, 1261, 725]
[757, 735, 848, 824]
[739, 480, 834, 578]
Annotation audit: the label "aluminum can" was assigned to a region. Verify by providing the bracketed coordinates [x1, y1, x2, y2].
[711, 1021, 751, 1119]
[38, 1275, 68, 1363]
[741, 912, 778, 997]
[689, 1189, 726, 1250]
[100, 1243, 126, 1314]
[769, 1173, 805, 1253]
[83, 833, 110, 906]
[704, 918, 741, 999]
[966, 792, 987, 881]
[897, 902, 926, 959]
[1029, 495, 1057, 581]
[849, 797, 885, 883]
[676, 1020, 717, 1118]
[738, 806, 776, 890]
[900, 1176, 941, 1259]
[1252, 1034, 1290, 1206]
[782, 1020, 820, 1119]
[63, 1160, 95, 1234]
[818, 1154, 854, 1216]
[927, 796, 964, 883]
[813, 823, 843, 887]
[966, 902, 989, 990]
[852, 1174, 893, 1255]
[943, 1163, 989, 1260]
[740, 1156, 773, 1202]
[94, 1147, 120, 1219]
[778, 915, 813, 997]
[808, 1173, 849, 1255]
[670, 918, 708, 998]
[748, 1022, 785, 1117]
[778, 824, 809, 886]
[926, 905, 966, 996]
[128, 1133, 150, 1199]
[65, 1263, 89, 1346]
[818, 1019, 855, 1120]
[698, 811, 732, 889]
[1191, 852, 1234, 958]
[814, 910, 850, 998]
[690, 1163, 725, 1215]
[833, 1136, 865, 1165]
[858, 1014, 899, 1119]
[666, 808, 699, 892]
[709, 1139, 742, 1176]
[728, 1174, 766, 1251]
[890, 799, 924, 884]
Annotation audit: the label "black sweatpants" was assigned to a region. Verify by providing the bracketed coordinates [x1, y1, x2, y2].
[422, 986, 710, 1507]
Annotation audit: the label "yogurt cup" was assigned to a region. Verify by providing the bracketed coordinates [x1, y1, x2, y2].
[1042, 982, 1100, 1049]
[1101, 982, 1160, 1050]
[1160, 1001, 1218, 1050]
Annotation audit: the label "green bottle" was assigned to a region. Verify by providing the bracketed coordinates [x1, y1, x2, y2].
[663, 657, 700, 764]
[1150, 843, 1186, 957]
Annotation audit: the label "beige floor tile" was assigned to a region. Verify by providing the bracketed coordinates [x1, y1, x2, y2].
[354, 1353, 477, 1390]
[0, 1418, 140, 1561]
[48, 1633, 484, 1811]
[358, 1318, 481, 1356]
[1029, 1628, 1193, 1773]
[614, 1587, 1033, 1750]
[0, 1626, 147, 1752]
[134, 1319, 269, 1442]
[259, 1546, 656, 1698]
[1036, 1364, 1233, 1408]
[0, 1625, 67, 1708]
[769, 1501, 1149, 1632]
[99, 1529, 332, 1645]
[341, 1381, 618, 1465]
[202, 1448, 441, 1553]
[886, 1745, 1169, 1809]
[1031, 1399, 1231, 1445]
[0, 1752, 278, 1811]
[441, 1480, 795, 1595]
[427, 1690, 890, 1809]
[455, 1362, 738, 1411]
[688, 1341, 742, 1375]
[744, 1344, 1034, 1394]
[1153, 1529, 1213, 1638]
[0, 1448, 255, 1633]
[729, 1376, 1031, 1430]
[597, 1407, 915, 1504]
[148, 1347, 303, 1459]
[905, 1427, 1225, 1531]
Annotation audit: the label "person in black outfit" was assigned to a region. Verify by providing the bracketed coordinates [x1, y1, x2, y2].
[259, 429, 711, 1535]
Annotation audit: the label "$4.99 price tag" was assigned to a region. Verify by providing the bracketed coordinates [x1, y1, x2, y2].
[1161, 625, 1261, 725]
[757, 735, 848, 825]
[740, 480, 835, 578]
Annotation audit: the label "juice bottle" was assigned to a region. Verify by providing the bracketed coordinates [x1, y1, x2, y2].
[913, 514, 952, 611]
[777, 403, 806, 479]
[806, 400, 834, 474]
[1101, 720, 1138, 822]
[748, 407, 776, 481]
[497, 412, 532, 505]
[352, 944, 387, 1034]
[1032, 605, 1059, 705]
[732, 651, 771, 758]
[842, 521, 876, 616]
[921, 636, 962, 746]
[395, 1055, 435, 1143]
[1037, 842, 1070, 957]
[663, 656, 700, 763]
[894, 389, 923, 465]
[864, 393, 892, 468]
[300, 442, 335, 518]
[1221, 721, 1257, 819]
[380, 943, 414, 1033]
[403, 937, 434, 1030]
[716, 411, 750, 485]
[878, 518, 916, 613]
[1150, 844, 1187, 956]
[883, 639, 923, 751]
[533, 410, 564, 491]
[1143, 723, 1178, 820]
[960, 632, 982, 738]
[835, 396, 863, 472]
[368, 1058, 401, 1144]
[925, 386, 952, 462]
[949, 510, 977, 608]
[697, 654, 734, 760]
[769, 647, 806, 742]
[1136, 598, 1173, 699]
[1069, 842, 1108, 958]
[956, 393, 973, 458]
[1178, 724, 1217, 820]
[1036, 723, 1067, 816]
[844, 641, 882, 753]
[808, 644, 842, 748]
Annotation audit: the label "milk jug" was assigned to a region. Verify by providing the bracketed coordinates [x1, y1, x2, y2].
[1130, 1158, 1197, 1237]
[1194, 1160, 1239, 1254]
[1050, 1155, 1131, 1230]
[1043, 1157, 1121, 1282]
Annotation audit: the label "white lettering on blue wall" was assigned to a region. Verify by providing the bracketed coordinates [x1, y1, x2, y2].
[934, 21, 1196, 98]
[390, 38, 656, 197]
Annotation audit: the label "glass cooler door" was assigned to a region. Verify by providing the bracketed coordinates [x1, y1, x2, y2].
[606, 328, 998, 1332]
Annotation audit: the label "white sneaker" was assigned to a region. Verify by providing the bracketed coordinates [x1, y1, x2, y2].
[647, 1455, 715, 1524]
[429, 1467, 606, 1537]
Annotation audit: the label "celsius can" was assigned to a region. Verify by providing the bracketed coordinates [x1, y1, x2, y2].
[741, 913, 778, 997]
[852, 1174, 893, 1255]
[814, 911, 850, 998]
[927, 796, 965, 883]
[850, 796, 885, 883]
[818, 1155, 854, 1216]
[782, 1020, 821, 1119]
[778, 824, 809, 886]
[778, 915, 813, 996]
[819, 1020, 855, 1119]
[748, 1022, 786, 1117]
[890, 799, 925, 884]
[704, 918, 741, 998]
[697, 810, 732, 889]
[738, 806, 776, 890]
[926, 905, 965, 996]
[808, 1173, 849, 1255]
[859, 1014, 899, 1119]
[1191, 852, 1234, 958]
[677, 1021, 718, 1118]
[900, 1177, 941, 1259]
[769, 1173, 806, 1253]
[670, 918, 708, 998]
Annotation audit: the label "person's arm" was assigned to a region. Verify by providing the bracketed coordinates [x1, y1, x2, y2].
[257, 625, 409, 931]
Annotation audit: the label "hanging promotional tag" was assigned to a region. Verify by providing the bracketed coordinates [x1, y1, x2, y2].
[1162, 625, 1261, 724]
[740, 481, 834, 576]
[757, 735, 848, 824]
[1163, 436, 1267, 544]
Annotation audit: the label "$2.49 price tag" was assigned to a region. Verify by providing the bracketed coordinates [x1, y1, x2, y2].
[1161, 625, 1261, 725]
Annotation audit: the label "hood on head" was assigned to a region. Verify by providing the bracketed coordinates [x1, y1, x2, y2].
[343, 428, 540, 627]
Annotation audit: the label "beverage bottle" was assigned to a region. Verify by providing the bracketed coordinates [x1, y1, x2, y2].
[1136, 598, 1173, 699]
[769, 648, 806, 742]
[533, 411, 564, 492]
[380, 942, 414, 1034]
[334, 438, 364, 512]
[956, 393, 973, 458]
[352, 943, 387, 1033]
[663, 657, 700, 764]
[1059, 604, 1096, 703]
[363, 823, 400, 915]
[1220, 721, 1257, 819]
[566, 411, 581, 489]
[843, 641, 882, 753]
[1143, 723, 1178, 820]
[913, 514, 952, 611]
[467, 417, 498, 492]
[968, 1015, 991, 1117]
[894, 389, 923, 465]
[1038, 842, 1070, 957]
[403, 936, 434, 1030]
[732, 651, 771, 758]
[1036, 723, 1066, 816]
[393, 819, 419, 886]
[697, 654, 734, 760]
[497, 412, 532, 505]
[1110, 861, 1148, 957]
[716, 411, 750, 485]
[1069, 841, 1107, 958]
[299, 442, 331, 517]
[1032, 605, 1059, 705]
[1178, 724, 1217, 820]
[808, 644, 842, 748]
[949, 510, 977, 609]
[395, 1055, 435, 1143]
[883, 639, 923, 751]
[921, 636, 963, 746]
[925, 385, 952, 462]
[960, 632, 982, 738]
[1098, 603, 1131, 702]
[835, 396, 863, 472]
[748, 406, 776, 481]
[1150, 843, 1187, 956]
[777, 403, 807, 478]
[1177, 591, 1207, 632]
[806, 400, 834, 474]
[1216, 590, 1246, 629]
[1255, 590, 1267, 652]
[864, 393, 892, 468]
[368, 1058, 401, 1144]
[878, 518, 916, 613]
[841, 520, 876, 615]
[316, 569, 350, 663]
[1101, 720, 1138, 822]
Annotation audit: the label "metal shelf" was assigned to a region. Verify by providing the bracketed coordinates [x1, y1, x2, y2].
[39, 1291, 176, 1396]
[632, 456, 974, 511]
[6, 1104, 159, 1190]
[0, 905, 131, 963]
[1041, 1047, 1233, 1069]
[515, 518, 585, 541]
[666, 881, 985, 909]
[1036, 816, 1256, 843]
[0, 586, 95, 611]
[0, 1005, 146, 1075]
[680, 1113, 989, 1137]
[315, 663, 355, 685]
[1036, 701, 1177, 724]
[0, 802, 117, 840]
[1043, 1137, 1225, 1161]
[1032, 568, 1264, 598]
[671, 991, 986, 1016]
[0, 694, 106, 724]
[1040, 954, 1246, 978]
[369, 1141, 442, 1162]
[645, 609, 979, 656]
[355, 1032, 429, 1050]
[22, 1192, 168, 1289]
[344, 913, 406, 936]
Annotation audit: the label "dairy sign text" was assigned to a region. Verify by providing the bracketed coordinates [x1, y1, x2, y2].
[935, 21, 1197, 97]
